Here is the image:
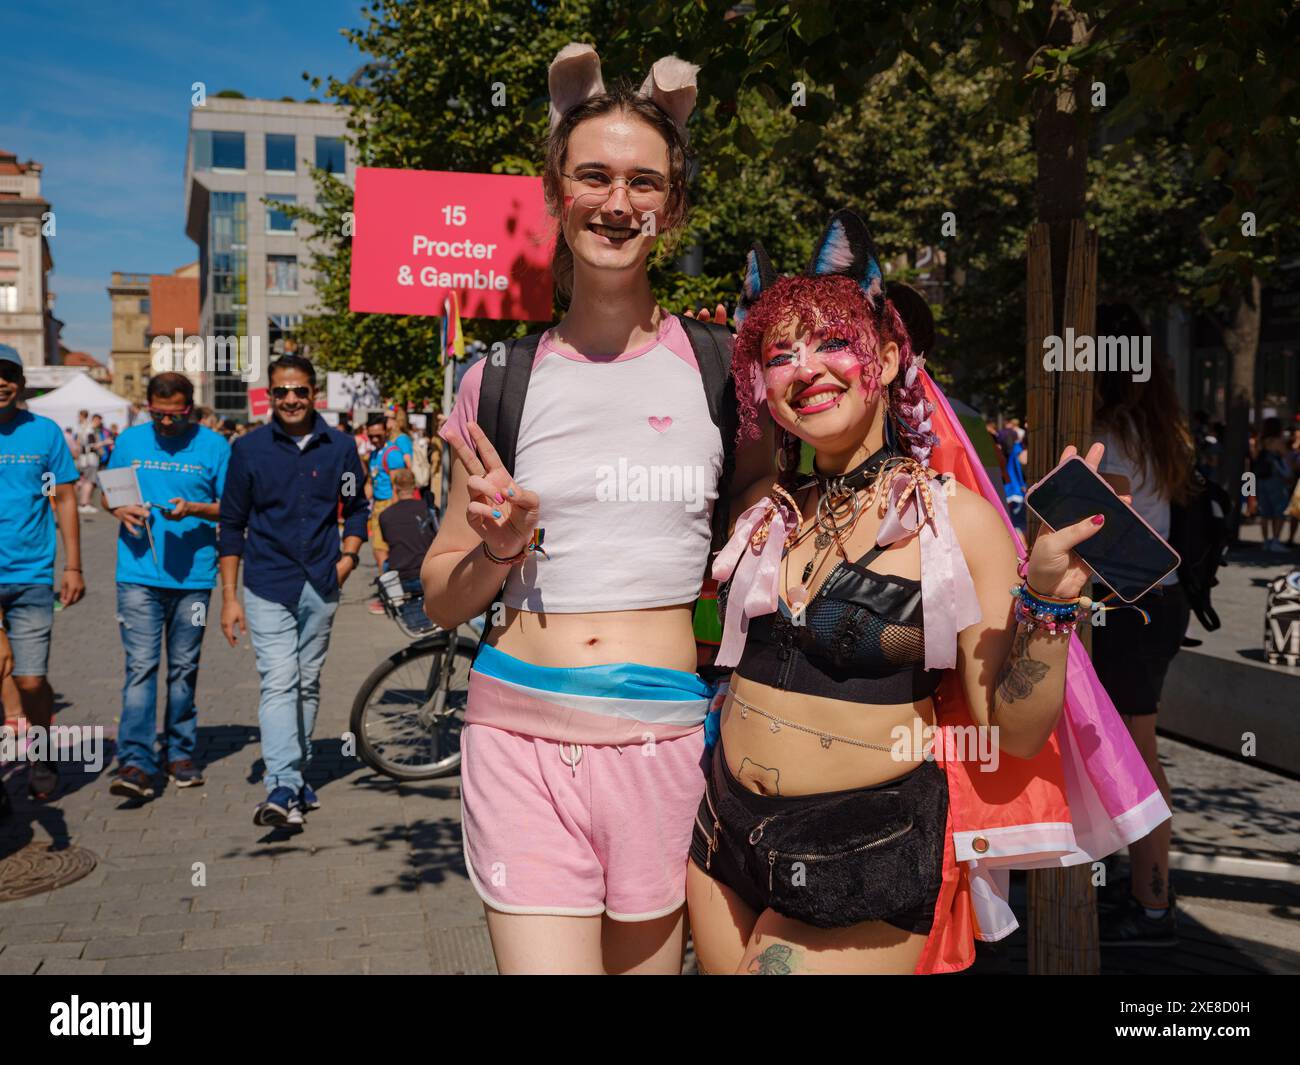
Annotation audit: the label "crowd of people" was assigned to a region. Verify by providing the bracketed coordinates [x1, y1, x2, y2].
[0, 343, 443, 830]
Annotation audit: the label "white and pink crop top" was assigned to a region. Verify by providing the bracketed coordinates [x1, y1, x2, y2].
[439, 313, 727, 613]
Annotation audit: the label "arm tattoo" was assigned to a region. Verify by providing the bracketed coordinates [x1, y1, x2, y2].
[748, 943, 798, 975]
[996, 626, 1049, 705]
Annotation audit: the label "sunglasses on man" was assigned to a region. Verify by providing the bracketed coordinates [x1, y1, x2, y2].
[149, 406, 193, 422]
[271, 385, 312, 400]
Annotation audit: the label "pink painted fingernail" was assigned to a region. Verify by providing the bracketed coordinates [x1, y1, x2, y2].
[1091, 514, 1104, 525]
[495, 492, 504, 503]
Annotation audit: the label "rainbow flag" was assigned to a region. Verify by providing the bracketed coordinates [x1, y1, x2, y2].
[441, 292, 464, 361]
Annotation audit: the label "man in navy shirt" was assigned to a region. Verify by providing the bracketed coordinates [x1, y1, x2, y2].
[0, 343, 84, 809]
[218, 355, 367, 827]
[103, 372, 229, 801]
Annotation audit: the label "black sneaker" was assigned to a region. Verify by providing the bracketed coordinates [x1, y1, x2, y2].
[1098, 891, 1178, 947]
[109, 765, 156, 801]
[28, 760, 60, 802]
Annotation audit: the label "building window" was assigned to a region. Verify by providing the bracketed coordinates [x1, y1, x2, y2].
[0, 282, 17, 312]
[266, 255, 298, 294]
[0, 225, 14, 249]
[140, 298, 150, 314]
[315, 136, 346, 175]
[194, 130, 247, 171]
[265, 195, 296, 233]
[265, 133, 296, 173]
[268, 313, 304, 358]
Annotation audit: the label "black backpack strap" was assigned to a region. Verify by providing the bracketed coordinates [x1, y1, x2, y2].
[676, 314, 738, 553]
[470, 332, 542, 660]
[477, 333, 541, 474]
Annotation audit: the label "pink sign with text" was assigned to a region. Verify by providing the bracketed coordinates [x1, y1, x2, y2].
[349, 167, 554, 320]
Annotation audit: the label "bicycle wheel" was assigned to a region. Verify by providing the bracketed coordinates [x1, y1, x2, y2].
[349, 633, 476, 781]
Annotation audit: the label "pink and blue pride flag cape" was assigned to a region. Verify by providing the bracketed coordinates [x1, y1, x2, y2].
[912, 370, 1172, 971]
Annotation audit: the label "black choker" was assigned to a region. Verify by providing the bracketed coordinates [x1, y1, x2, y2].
[808, 444, 896, 496]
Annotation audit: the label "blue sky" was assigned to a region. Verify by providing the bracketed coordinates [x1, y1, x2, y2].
[0, 0, 367, 363]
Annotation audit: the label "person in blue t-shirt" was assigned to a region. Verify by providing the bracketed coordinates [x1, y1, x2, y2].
[365, 411, 409, 579]
[101, 372, 229, 801]
[0, 343, 84, 809]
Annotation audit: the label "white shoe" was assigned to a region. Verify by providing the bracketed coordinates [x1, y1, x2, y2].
[77, 505, 97, 514]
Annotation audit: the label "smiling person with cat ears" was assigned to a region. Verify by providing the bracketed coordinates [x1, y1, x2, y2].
[688, 211, 1173, 975]
[422, 44, 773, 975]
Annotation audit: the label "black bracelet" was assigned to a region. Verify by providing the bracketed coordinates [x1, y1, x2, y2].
[483, 542, 526, 566]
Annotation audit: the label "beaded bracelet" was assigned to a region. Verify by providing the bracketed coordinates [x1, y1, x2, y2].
[1011, 581, 1093, 635]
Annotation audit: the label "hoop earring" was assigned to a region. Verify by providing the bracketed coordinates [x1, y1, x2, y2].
[776, 430, 792, 472]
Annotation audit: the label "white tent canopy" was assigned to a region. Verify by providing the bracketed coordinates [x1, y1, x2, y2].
[27, 372, 132, 432]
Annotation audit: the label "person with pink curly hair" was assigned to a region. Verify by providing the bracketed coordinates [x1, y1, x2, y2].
[687, 209, 1169, 974]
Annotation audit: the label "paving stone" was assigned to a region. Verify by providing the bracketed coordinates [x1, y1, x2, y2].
[367, 952, 435, 975]
[222, 940, 328, 967]
[84, 932, 183, 960]
[139, 911, 217, 933]
[37, 959, 107, 975]
[5, 941, 87, 959]
[100, 949, 226, 975]
[183, 925, 269, 950]
[0, 922, 65, 944]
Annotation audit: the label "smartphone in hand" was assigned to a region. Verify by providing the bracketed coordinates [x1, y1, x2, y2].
[1026, 456, 1180, 603]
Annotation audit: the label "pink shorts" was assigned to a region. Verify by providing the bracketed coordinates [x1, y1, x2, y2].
[460, 723, 708, 921]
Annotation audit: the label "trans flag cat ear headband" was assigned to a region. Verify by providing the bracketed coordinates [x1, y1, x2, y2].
[735, 208, 885, 328]
[547, 42, 700, 141]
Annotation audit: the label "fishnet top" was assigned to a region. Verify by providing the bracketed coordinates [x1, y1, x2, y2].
[717, 543, 943, 704]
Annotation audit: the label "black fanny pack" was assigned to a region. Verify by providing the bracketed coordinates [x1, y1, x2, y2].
[703, 751, 947, 929]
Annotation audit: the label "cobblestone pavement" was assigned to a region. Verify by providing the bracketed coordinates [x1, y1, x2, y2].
[0, 514, 1295, 975]
[0, 511, 494, 975]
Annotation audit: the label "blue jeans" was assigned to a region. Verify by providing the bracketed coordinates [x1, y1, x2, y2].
[244, 582, 339, 794]
[116, 583, 211, 774]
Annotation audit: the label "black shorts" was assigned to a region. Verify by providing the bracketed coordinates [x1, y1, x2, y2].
[689, 738, 948, 935]
[1092, 581, 1190, 716]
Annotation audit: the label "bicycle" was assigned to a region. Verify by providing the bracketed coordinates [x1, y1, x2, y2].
[348, 575, 478, 781]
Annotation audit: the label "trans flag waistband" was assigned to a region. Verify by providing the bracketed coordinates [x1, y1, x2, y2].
[466, 643, 714, 746]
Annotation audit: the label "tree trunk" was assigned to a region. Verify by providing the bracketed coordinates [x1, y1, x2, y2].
[1216, 276, 1263, 541]
[1020, 1, 1101, 977]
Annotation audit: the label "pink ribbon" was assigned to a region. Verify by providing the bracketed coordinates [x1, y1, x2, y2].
[710, 497, 793, 667]
[875, 471, 982, 671]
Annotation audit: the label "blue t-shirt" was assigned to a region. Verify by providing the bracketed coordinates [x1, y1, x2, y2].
[368, 434, 411, 501]
[0, 410, 79, 584]
[107, 423, 230, 589]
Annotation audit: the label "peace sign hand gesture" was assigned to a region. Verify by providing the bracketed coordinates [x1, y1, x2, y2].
[445, 420, 541, 558]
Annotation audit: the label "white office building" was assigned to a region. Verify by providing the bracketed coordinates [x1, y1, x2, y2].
[184, 96, 353, 419]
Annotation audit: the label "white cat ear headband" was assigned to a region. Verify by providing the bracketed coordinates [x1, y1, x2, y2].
[547, 42, 699, 142]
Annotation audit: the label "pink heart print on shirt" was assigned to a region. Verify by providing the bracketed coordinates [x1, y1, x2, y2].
[648, 416, 673, 433]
